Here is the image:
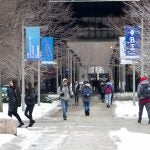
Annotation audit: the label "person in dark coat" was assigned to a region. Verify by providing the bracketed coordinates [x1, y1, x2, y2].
[74, 81, 80, 106]
[8, 79, 24, 127]
[25, 82, 36, 127]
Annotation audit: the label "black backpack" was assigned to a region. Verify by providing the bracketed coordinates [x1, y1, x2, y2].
[141, 84, 150, 99]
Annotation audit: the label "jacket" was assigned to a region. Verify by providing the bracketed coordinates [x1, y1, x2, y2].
[137, 80, 150, 103]
[58, 85, 73, 101]
[25, 89, 36, 105]
[81, 83, 92, 102]
[8, 87, 20, 113]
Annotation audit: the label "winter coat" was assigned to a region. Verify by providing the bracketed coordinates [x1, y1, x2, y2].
[8, 87, 20, 113]
[25, 89, 36, 105]
[58, 85, 73, 101]
[137, 80, 150, 103]
[81, 83, 92, 102]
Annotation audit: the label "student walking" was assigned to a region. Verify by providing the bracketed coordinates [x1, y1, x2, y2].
[104, 79, 113, 108]
[81, 81, 92, 116]
[25, 82, 37, 127]
[58, 78, 73, 120]
[137, 76, 150, 124]
[8, 79, 24, 127]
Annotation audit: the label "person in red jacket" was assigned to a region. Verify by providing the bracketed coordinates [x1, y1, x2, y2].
[137, 76, 150, 124]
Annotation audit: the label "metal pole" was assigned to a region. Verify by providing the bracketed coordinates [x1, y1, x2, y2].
[0, 69, 3, 112]
[56, 45, 59, 93]
[21, 25, 25, 111]
[67, 50, 70, 80]
[141, 13, 144, 76]
[70, 52, 73, 85]
[133, 60, 136, 105]
[38, 60, 40, 106]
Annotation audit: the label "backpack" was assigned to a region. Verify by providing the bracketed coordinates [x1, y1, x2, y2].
[141, 84, 150, 98]
[105, 85, 111, 94]
[82, 86, 91, 98]
[15, 89, 21, 107]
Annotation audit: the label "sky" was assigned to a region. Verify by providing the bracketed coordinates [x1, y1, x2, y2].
[0, 100, 150, 150]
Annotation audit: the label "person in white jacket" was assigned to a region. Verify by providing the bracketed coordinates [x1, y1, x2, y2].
[58, 78, 73, 120]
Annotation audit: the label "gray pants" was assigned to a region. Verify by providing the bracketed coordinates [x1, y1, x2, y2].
[139, 102, 150, 120]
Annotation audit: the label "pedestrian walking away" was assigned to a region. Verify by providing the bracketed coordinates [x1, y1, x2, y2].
[104, 79, 113, 108]
[81, 81, 92, 116]
[100, 81, 105, 102]
[58, 78, 74, 120]
[74, 81, 80, 106]
[137, 76, 150, 124]
[8, 79, 24, 127]
[25, 82, 37, 127]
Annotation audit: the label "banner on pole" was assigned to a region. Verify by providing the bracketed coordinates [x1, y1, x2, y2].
[120, 37, 132, 64]
[26, 27, 40, 60]
[41, 37, 54, 64]
[124, 26, 141, 60]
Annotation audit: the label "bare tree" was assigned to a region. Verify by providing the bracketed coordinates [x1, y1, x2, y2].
[0, 0, 79, 83]
[107, 1, 150, 77]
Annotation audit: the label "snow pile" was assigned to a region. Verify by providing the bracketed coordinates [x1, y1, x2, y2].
[114, 101, 148, 119]
[110, 128, 150, 150]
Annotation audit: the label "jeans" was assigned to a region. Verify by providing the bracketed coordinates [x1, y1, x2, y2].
[139, 102, 150, 120]
[25, 104, 35, 123]
[105, 94, 112, 106]
[83, 101, 90, 112]
[61, 99, 68, 119]
[75, 94, 79, 105]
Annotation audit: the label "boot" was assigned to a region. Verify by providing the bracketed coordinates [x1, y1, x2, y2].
[85, 111, 87, 116]
[138, 118, 141, 123]
[17, 122, 24, 128]
[87, 109, 90, 116]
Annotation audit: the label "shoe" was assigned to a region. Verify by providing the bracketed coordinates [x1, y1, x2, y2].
[63, 117, 67, 120]
[31, 120, 35, 124]
[85, 111, 87, 116]
[138, 118, 141, 123]
[17, 122, 24, 128]
[26, 123, 33, 128]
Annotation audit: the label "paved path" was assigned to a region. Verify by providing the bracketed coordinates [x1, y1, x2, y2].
[1, 96, 150, 150]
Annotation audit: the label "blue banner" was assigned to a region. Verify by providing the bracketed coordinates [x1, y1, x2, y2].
[41, 37, 54, 64]
[26, 27, 40, 60]
[124, 26, 141, 59]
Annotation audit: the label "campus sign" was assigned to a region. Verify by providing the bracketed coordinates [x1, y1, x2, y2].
[119, 37, 132, 64]
[41, 37, 54, 64]
[26, 27, 40, 60]
[124, 26, 141, 60]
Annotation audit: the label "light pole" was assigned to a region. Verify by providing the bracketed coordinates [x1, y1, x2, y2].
[21, 23, 25, 111]
[141, 12, 144, 76]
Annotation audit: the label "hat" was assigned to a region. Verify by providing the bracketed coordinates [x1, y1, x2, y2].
[140, 76, 148, 82]
[63, 78, 68, 82]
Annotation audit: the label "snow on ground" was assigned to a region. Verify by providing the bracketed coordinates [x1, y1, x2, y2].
[114, 101, 148, 120]
[0, 100, 60, 147]
[110, 128, 150, 150]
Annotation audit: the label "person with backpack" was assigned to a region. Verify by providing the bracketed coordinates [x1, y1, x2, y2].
[137, 76, 150, 124]
[24, 82, 37, 127]
[81, 81, 92, 116]
[58, 78, 74, 120]
[104, 79, 113, 108]
[8, 79, 24, 127]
